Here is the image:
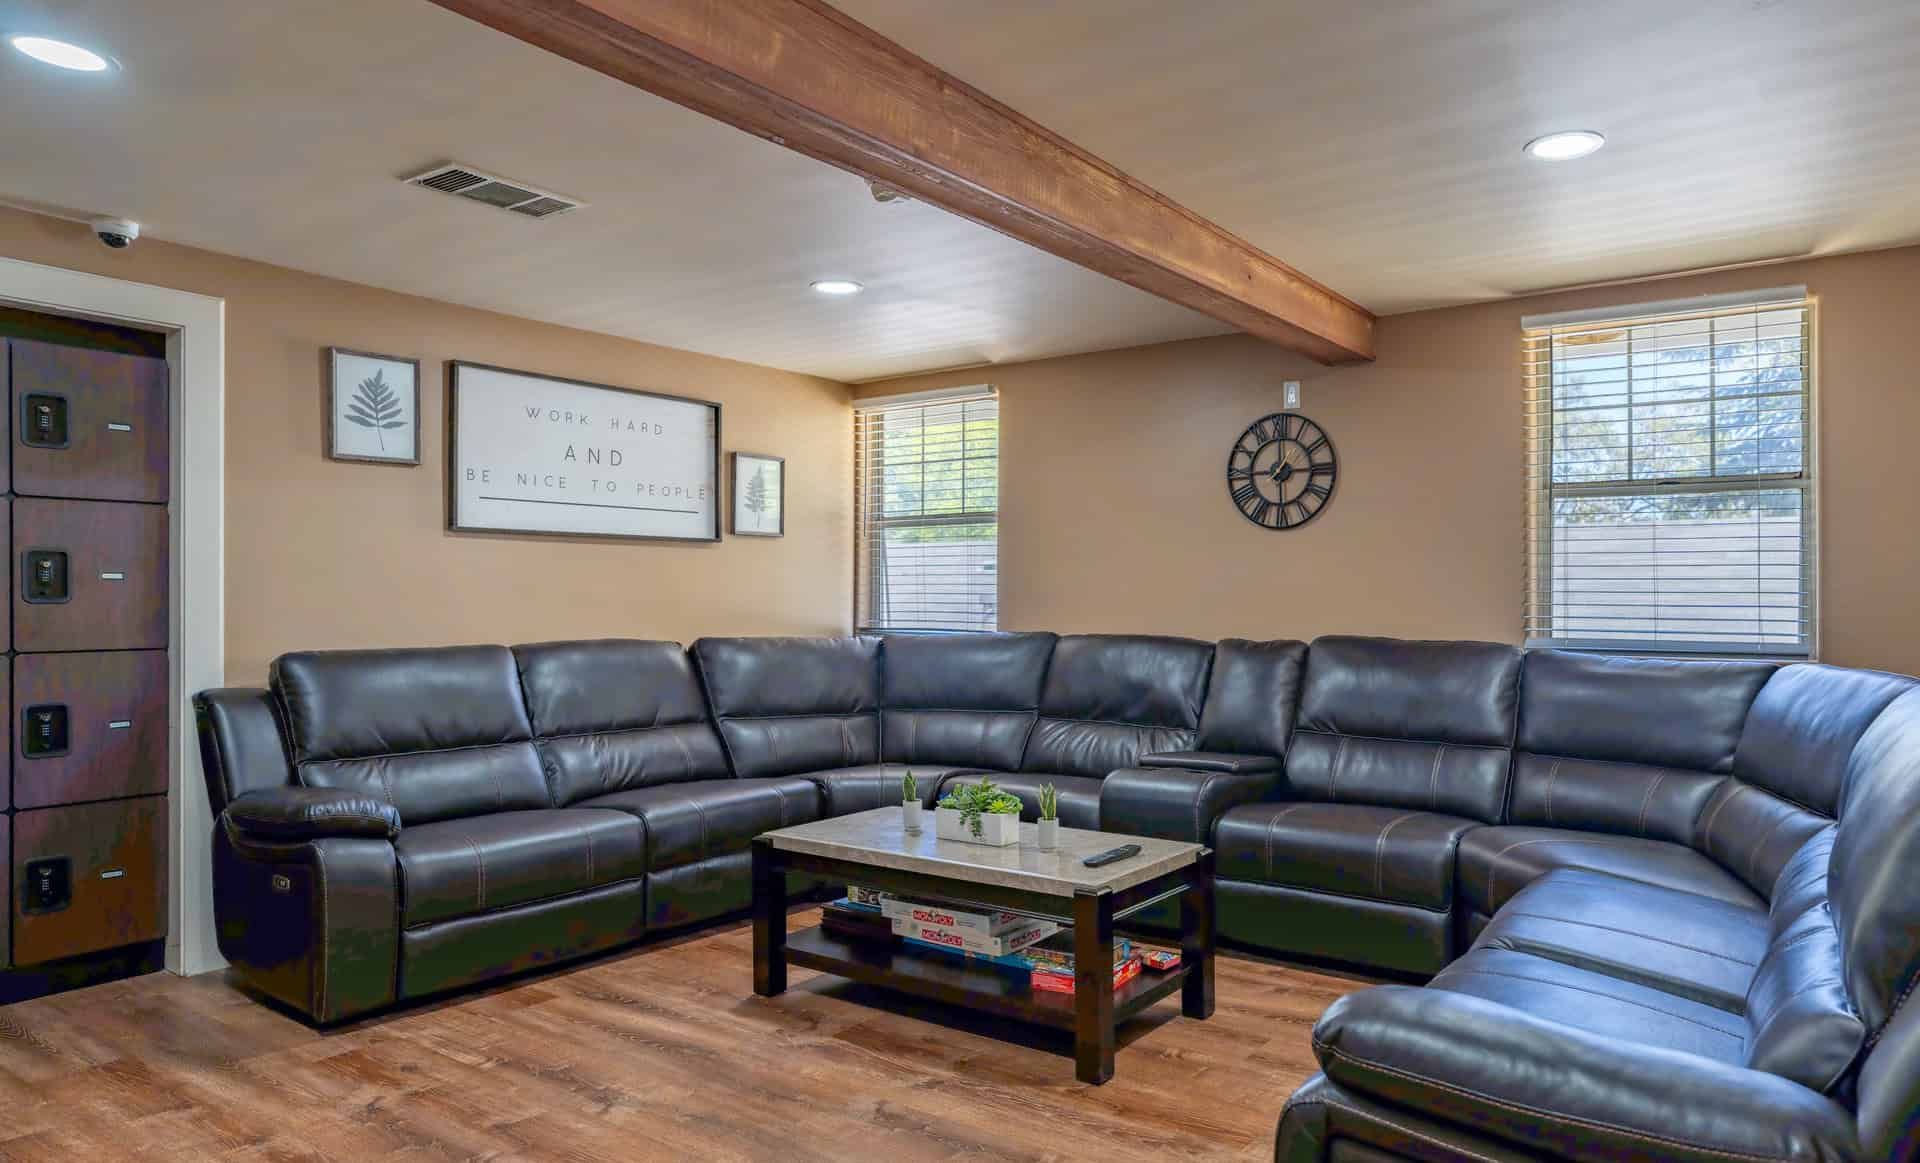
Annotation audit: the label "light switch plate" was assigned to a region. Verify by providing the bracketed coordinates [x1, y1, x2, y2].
[1283, 381, 1301, 409]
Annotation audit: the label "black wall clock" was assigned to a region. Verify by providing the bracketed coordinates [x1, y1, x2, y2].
[1227, 412, 1337, 529]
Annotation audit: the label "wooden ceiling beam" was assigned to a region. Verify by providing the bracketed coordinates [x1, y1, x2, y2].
[427, 0, 1376, 364]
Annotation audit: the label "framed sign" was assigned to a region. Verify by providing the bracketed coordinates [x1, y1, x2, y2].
[328, 348, 420, 465]
[730, 452, 785, 537]
[448, 361, 721, 541]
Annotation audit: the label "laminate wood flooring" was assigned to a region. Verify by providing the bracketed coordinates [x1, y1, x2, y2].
[0, 909, 1360, 1161]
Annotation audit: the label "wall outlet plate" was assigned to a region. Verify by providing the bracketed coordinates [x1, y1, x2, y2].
[1283, 381, 1301, 409]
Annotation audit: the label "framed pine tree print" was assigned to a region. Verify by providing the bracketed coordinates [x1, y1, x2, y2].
[730, 452, 784, 537]
[328, 348, 420, 465]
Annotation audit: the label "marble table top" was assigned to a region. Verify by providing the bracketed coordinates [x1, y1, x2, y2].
[760, 808, 1203, 896]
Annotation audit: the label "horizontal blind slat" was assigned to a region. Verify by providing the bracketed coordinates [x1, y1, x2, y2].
[855, 393, 1000, 632]
[1523, 300, 1813, 657]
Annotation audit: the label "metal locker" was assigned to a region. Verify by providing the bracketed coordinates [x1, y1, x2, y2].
[0, 817, 9, 969]
[13, 651, 167, 809]
[9, 338, 169, 503]
[12, 498, 168, 652]
[12, 796, 166, 966]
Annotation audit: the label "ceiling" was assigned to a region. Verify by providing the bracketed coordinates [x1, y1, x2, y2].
[2, 1, 1917, 382]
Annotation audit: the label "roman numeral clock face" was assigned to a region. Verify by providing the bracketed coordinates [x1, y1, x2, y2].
[1227, 412, 1337, 529]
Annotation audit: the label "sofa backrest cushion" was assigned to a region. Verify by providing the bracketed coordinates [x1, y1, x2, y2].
[193, 687, 296, 813]
[1021, 634, 1213, 778]
[879, 632, 1056, 770]
[514, 639, 731, 804]
[693, 636, 881, 778]
[1287, 636, 1520, 822]
[1697, 664, 1916, 896]
[1194, 638, 1308, 759]
[1509, 651, 1772, 844]
[1742, 829, 1866, 1094]
[1829, 686, 1920, 1035]
[271, 645, 550, 826]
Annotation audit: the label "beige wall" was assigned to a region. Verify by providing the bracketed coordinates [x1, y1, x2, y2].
[0, 206, 854, 683]
[859, 245, 1920, 676]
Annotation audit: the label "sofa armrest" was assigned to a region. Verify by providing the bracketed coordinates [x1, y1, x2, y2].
[1101, 762, 1279, 843]
[228, 787, 400, 841]
[1312, 986, 1860, 1163]
[1138, 750, 1280, 775]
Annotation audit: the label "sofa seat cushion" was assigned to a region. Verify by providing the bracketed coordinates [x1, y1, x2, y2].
[1215, 802, 1475, 910]
[1473, 869, 1769, 1012]
[1430, 946, 1750, 1067]
[395, 809, 646, 928]
[576, 777, 819, 871]
[805, 764, 998, 816]
[935, 772, 1102, 829]
[1457, 825, 1763, 917]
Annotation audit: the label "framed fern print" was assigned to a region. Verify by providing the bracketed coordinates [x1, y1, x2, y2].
[731, 452, 785, 537]
[328, 348, 420, 465]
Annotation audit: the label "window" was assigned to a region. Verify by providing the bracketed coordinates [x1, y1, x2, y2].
[1522, 288, 1813, 657]
[855, 386, 998, 632]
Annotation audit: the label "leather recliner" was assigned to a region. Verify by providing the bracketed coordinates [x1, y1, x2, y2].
[1274, 660, 1920, 1163]
[196, 631, 1920, 1160]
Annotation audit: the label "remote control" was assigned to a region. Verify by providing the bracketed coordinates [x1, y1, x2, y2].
[1082, 844, 1141, 867]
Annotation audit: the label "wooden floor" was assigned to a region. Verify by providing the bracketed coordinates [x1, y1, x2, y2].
[0, 908, 1360, 1161]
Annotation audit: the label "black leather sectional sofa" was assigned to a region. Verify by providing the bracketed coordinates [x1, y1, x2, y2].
[193, 632, 1920, 1162]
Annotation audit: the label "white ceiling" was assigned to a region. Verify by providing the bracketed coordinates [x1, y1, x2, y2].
[2, 0, 1917, 381]
[0, 0, 1227, 383]
[834, 0, 1920, 314]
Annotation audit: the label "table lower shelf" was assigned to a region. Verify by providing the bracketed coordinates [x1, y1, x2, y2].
[781, 925, 1190, 1031]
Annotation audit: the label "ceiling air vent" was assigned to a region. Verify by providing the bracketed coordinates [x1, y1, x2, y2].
[403, 163, 584, 220]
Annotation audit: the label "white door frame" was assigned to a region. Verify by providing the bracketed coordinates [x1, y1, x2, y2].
[0, 256, 225, 975]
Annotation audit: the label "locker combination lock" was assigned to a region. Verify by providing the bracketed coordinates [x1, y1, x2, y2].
[22, 858, 71, 914]
[20, 704, 69, 758]
[20, 393, 70, 449]
[21, 549, 70, 603]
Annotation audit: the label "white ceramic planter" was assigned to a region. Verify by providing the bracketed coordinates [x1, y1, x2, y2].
[935, 806, 1021, 847]
[902, 800, 924, 833]
[1036, 818, 1060, 851]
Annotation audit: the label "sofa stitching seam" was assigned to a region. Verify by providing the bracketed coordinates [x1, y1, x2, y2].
[1637, 770, 1666, 834]
[1431, 966, 1745, 1039]
[1428, 746, 1446, 811]
[1866, 971, 1920, 1051]
[311, 845, 331, 1019]
[1482, 834, 1674, 911]
[1744, 809, 1797, 888]
[1312, 1040, 1795, 1162]
[1544, 758, 1561, 825]
[1501, 911, 1759, 964]
[1193, 773, 1225, 841]
[1373, 811, 1420, 898]
[1328, 735, 1349, 800]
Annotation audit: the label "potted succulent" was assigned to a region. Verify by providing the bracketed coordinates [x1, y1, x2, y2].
[1036, 783, 1060, 851]
[935, 778, 1023, 847]
[901, 770, 923, 834]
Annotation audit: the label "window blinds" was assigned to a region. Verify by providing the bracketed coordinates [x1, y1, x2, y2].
[854, 386, 999, 632]
[1522, 288, 1813, 656]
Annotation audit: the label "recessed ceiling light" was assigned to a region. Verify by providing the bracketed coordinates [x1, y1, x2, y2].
[811, 279, 863, 295]
[8, 35, 111, 72]
[1524, 130, 1606, 161]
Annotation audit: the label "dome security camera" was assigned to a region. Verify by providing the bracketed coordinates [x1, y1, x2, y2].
[90, 217, 140, 249]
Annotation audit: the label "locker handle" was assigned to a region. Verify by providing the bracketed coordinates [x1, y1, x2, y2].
[108, 720, 133, 729]
[106, 422, 133, 432]
[100, 867, 126, 881]
[100, 571, 126, 581]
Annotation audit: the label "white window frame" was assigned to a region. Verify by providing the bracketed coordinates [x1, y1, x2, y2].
[854, 385, 999, 633]
[1522, 286, 1817, 658]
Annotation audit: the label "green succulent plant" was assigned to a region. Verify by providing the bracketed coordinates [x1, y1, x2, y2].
[936, 777, 1023, 837]
[901, 769, 917, 803]
[1037, 782, 1059, 822]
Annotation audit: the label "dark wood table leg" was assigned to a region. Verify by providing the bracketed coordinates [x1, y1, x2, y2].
[1073, 887, 1116, 1084]
[752, 838, 787, 997]
[1182, 849, 1215, 1020]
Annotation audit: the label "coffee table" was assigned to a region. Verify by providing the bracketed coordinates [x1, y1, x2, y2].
[751, 807, 1213, 1084]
